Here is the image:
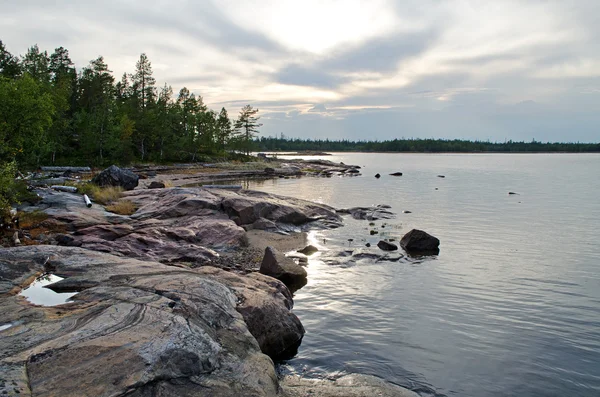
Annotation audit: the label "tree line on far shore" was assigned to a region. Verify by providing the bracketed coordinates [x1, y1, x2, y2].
[0, 39, 262, 170]
[256, 137, 600, 153]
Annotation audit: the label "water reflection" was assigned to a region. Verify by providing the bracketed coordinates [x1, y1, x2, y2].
[245, 153, 600, 397]
[19, 274, 77, 306]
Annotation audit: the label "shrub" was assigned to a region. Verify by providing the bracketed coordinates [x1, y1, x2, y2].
[0, 162, 17, 222]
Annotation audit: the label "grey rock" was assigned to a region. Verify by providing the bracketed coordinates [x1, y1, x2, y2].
[0, 246, 304, 396]
[400, 229, 440, 254]
[281, 374, 419, 397]
[338, 206, 395, 221]
[148, 181, 166, 189]
[377, 240, 398, 251]
[260, 247, 307, 293]
[92, 165, 139, 190]
[297, 245, 318, 255]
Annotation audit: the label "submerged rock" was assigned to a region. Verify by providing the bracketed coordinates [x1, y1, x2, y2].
[377, 240, 398, 251]
[337, 206, 395, 221]
[281, 373, 419, 397]
[260, 246, 307, 292]
[297, 245, 318, 255]
[92, 165, 139, 190]
[400, 229, 440, 254]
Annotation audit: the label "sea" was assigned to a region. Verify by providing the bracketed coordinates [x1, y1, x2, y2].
[243, 153, 600, 397]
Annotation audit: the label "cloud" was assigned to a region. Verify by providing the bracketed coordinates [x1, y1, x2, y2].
[1, 0, 599, 141]
[308, 104, 327, 113]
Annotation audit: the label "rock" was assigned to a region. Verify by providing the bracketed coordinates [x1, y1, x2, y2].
[400, 229, 440, 254]
[0, 246, 291, 397]
[281, 374, 419, 397]
[55, 234, 82, 247]
[338, 206, 395, 221]
[437, 175, 445, 178]
[370, 230, 378, 235]
[375, 173, 381, 178]
[403, 210, 412, 214]
[365, 243, 371, 247]
[92, 165, 139, 190]
[260, 246, 307, 293]
[264, 167, 275, 174]
[297, 245, 318, 255]
[251, 217, 279, 231]
[347, 169, 360, 174]
[377, 240, 398, 251]
[508, 191, 519, 195]
[148, 181, 166, 189]
[390, 172, 403, 176]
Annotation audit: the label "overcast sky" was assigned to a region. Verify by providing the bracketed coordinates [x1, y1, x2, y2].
[2, 0, 599, 142]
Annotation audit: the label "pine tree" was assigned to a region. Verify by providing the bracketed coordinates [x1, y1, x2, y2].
[216, 107, 232, 152]
[0, 40, 21, 78]
[234, 105, 262, 155]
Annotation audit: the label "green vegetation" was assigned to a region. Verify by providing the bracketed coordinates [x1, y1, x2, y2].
[0, 39, 262, 215]
[0, 39, 260, 168]
[257, 137, 600, 153]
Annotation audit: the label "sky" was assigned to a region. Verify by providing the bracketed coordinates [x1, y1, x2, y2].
[2, 0, 599, 142]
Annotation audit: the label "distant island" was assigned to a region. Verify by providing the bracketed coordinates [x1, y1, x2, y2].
[256, 137, 600, 153]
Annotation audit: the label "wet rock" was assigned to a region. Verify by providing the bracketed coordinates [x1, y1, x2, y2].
[148, 181, 166, 189]
[437, 175, 445, 178]
[375, 173, 381, 178]
[281, 373, 418, 397]
[508, 191, 519, 195]
[297, 245, 318, 255]
[260, 247, 307, 293]
[390, 172, 403, 176]
[377, 240, 398, 251]
[92, 165, 139, 190]
[347, 169, 360, 174]
[400, 229, 440, 254]
[338, 206, 395, 221]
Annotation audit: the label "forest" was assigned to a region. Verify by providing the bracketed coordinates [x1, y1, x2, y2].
[256, 137, 600, 153]
[0, 40, 262, 171]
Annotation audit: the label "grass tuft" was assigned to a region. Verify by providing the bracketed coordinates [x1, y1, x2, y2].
[105, 200, 137, 215]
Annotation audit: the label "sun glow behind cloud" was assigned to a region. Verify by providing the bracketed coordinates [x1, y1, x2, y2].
[1, 0, 599, 141]
[214, 0, 399, 54]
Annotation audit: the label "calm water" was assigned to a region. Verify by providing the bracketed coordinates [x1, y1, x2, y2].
[247, 153, 600, 397]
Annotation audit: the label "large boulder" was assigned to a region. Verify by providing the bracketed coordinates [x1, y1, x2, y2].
[400, 229, 440, 254]
[92, 165, 139, 190]
[260, 246, 307, 293]
[0, 246, 289, 397]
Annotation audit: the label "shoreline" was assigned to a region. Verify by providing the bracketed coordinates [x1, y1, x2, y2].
[0, 162, 418, 396]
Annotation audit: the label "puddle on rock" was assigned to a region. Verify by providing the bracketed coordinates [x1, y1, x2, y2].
[19, 274, 77, 306]
[0, 323, 14, 332]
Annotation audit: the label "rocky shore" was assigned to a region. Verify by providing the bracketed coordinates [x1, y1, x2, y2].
[0, 163, 418, 396]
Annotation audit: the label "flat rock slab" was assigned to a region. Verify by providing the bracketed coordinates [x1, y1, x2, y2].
[23, 187, 343, 268]
[281, 374, 419, 397]
[0, 246, 307, 397]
